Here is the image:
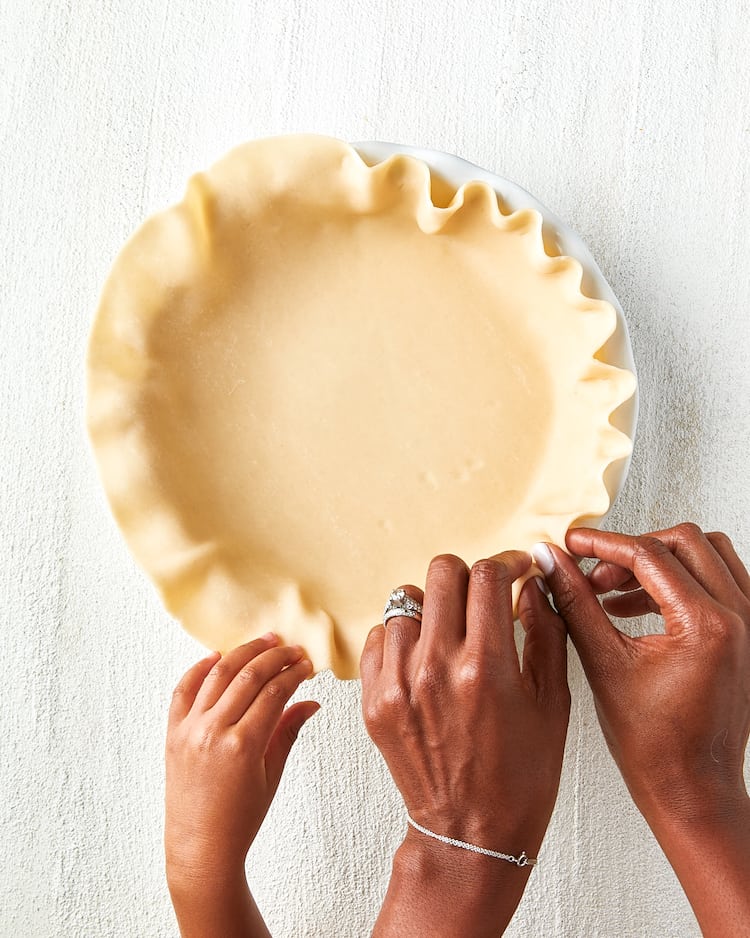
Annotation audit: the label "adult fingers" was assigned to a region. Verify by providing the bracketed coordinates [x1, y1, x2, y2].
[564, 529, 714, 629]
[383, 584, 425, 673]
[602, 589, 661, 619]
[574, 524, 747, 613]
[264, 700, 321, 791]
[533, 542, 629, 681]
[168, 651, 221, 726]
[706, 532, 750, 602]
[465, 551, 531, 664]
[235, 657, 315, 749]
[360, 625, 387, 744]
[420, 555, 469, 653]
[211, 644, 309, 725]
[637, 523, 747, 611]
[192, 634, 279, 711]
[360, 624, 385, 690]
[517, 578, 569, 707]
[587, 561, 641, 595]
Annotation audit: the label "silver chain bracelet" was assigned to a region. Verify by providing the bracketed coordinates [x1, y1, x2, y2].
[407, 815, 538, 868]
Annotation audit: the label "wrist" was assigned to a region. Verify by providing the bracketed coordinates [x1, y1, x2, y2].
[397, 826, 531, 888]
[166, 861, 271, 938]
[166, 855, 248, 901]
[632, 778, 750, 837]
[374, 829, 535, 938]
[404, 802, 550, 862]
[640, 792, 750, 937]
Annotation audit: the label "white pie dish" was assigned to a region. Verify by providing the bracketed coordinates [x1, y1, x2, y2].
[354, 140, 638, 515]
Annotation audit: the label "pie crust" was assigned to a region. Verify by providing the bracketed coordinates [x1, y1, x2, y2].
[87, 134, 637, 678]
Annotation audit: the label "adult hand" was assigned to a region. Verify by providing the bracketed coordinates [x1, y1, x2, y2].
[534, 523, 750, 936]
[361, 552, 570, 938]
[165, 634, 318, 938]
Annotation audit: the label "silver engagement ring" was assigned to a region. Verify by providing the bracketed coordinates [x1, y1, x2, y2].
[383, 588, 423, 626]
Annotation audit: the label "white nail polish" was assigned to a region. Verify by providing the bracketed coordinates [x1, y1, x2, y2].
[534, 576, 548, 594]
[532, 543, 555, 576]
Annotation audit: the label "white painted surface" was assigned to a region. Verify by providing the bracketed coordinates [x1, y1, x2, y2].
[1, 1, 748, 935]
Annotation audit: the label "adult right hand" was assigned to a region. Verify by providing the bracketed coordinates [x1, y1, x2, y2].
[534, 523, 750, 937]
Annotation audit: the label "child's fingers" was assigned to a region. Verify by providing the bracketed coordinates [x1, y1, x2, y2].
[264, 700, 321, 790]
[168, 652, 221, 726]
[192, 634, 279, 712]
[235, 658, 314, 749]
[211, 645, 307, 724]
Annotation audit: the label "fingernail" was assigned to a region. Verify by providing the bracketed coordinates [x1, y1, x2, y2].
[300, 658, 313, 674]
[534, 576, 548, 595]
[532, 543, 555, 576]
[261, 631, 277, 642]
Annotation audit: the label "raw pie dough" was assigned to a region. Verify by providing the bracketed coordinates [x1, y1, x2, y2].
[87, 134, 636, 679]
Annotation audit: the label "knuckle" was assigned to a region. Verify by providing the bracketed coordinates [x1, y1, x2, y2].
[224, 728, 251, 756]
[633, 535, 670, 566]
[708, 609, 745, 636]
[380, 681, 409, 716]
[236, 664, 262, 686]
[707, 530, 733, 550]
[263, 680, 285, 700]
[548, 574, 581, 619]
[171, 681, 187, 700]
[366, 624, 385, 645]
[361, 627, 384, 663]
[284, 722, 301, 745]
[519, 598, 543, 630]
[360, 652, 380, 684]
[413, 661, 445, 695]
[193, 723, 221, 753]
[457, 657, 484, 689]
[470, 558, 508, 586]
[674, 521, 704, 542]
[385, 620, 417, 648]
[362, 699, 393, 741]
[207, 660, 231, 682]
[363, 700, 383, 734]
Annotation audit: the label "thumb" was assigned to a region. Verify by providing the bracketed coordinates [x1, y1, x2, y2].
[532, 542, 629, 684]
[265, 700, 321, 789]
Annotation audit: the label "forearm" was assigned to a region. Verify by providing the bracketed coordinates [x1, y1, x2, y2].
[168, 866, 271, 938]
[372, 831, 534, 938]
[645, 794, 750, 938]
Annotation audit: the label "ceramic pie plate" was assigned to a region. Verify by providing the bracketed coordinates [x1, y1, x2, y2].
[87, 135, 637, 678]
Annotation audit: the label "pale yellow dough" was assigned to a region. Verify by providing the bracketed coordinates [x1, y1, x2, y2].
[87, 134, 636, 679]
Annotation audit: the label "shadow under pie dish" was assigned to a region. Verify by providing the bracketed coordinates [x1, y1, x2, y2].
[87, 134, 637, 679]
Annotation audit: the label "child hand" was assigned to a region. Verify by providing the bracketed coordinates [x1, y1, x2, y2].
[165, 634, 319, 890]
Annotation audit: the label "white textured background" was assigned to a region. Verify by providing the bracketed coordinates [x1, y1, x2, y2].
[2, 1, 749, 936]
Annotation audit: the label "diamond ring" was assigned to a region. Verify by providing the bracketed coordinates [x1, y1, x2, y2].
[383, 588, 423, 626]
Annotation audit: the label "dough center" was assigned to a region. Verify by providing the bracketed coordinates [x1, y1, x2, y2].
[144, 212, 552, 627]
